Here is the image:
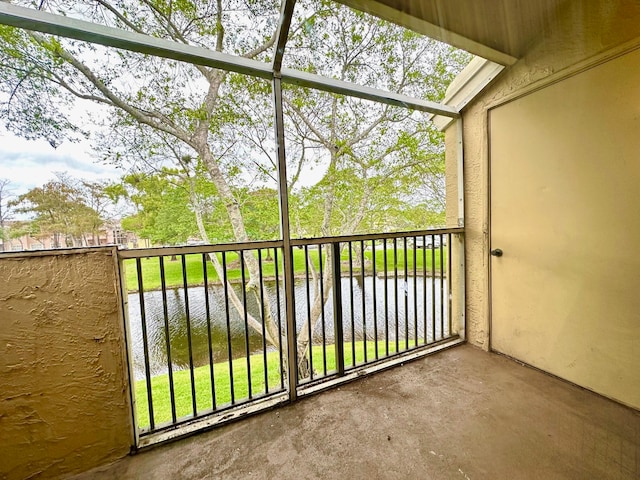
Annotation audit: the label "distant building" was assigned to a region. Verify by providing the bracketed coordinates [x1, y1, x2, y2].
[0, 219, 149, 252]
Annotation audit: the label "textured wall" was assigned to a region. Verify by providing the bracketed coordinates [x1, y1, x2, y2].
[443, 123, 464, 339]
[444, 123, 460, 228]
[448, 0, 640, 349]
[0, 248, 133, 480]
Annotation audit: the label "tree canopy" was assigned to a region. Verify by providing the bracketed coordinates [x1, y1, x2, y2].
[1, 0, 469, 245]
[9, 173, 110, 247]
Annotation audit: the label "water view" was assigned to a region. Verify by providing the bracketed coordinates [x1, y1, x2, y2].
[127, 276, 449, 380]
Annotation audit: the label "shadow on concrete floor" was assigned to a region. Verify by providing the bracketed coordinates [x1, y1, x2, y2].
[73, 345, 639, 480]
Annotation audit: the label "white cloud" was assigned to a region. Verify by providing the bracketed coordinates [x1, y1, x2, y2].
[0, 133, 122, 194]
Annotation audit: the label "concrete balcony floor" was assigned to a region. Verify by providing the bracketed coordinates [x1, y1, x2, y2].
[73, 345, 639, 480]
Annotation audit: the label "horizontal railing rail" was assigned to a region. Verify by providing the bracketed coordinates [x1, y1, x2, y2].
[290, 227, 464, 246]
[117, 239, 284, 259]
[118, 227, 464, 440]
[116, 227, 464, 259]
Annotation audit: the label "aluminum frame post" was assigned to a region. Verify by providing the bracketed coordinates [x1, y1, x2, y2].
[273, 74, 298, 400]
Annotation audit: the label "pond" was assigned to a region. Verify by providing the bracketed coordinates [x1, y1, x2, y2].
[127, 276, 449, 379]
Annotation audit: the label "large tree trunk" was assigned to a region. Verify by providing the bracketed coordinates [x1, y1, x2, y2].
[188, 68, 284, 370]
[293, 153, 374, 378]
[292, 147, 340, 378]
[294, 244, 333, 378]
[188, 178, 280, 349]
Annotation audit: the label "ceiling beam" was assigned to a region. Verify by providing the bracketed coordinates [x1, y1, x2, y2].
[0, 3, 273, 78]
[281, 68, 459, 116]
[432, 58, 505, 130]
[0, 2, 459, 118]
[336, 0, 518, 66]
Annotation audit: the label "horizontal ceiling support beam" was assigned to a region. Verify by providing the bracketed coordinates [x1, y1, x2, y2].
[0, 3, 273, 78]
[281, 69, 459, 116]
[0, 2, 459, 118]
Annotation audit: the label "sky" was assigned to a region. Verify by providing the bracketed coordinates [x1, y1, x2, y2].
[0, 129, 123, 196]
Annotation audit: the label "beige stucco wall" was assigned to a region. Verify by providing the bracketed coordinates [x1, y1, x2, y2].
[0, 248, 133, 480]
[446, 0, 640, 350]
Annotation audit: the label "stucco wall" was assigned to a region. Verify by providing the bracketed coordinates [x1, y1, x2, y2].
[447, 0, 640, 350]
[0, 248, 133, 480]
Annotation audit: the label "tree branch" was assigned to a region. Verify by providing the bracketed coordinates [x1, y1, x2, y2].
[345, 104, 391, 149]
[95, 0, 147, 35]
[29, 32, 191, 144]
[242, 33, 277, 59]
[283, 97, 332, 148]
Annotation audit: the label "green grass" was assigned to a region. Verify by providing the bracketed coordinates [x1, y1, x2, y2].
[136, 349, 283, 429]
[124, 246, 446, 292]
[135, 339, 421, 429]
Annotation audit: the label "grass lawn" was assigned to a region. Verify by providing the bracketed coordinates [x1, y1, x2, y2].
[124, 246, 447, 292]
[136, 338, 420, 429]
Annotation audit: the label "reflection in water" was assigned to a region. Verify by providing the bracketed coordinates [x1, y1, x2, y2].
[127, 276, 448, 380]
[128, 283, 272, 379]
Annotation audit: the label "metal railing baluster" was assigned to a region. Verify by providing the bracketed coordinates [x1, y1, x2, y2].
[413, 237, 418, 347]
[222, 252, 235, 405]
[274, 248, 285, 390]
[448, 235, 453, 337]
[431, 235, 436, 342]
[422, 236, 427, 345]
[331, 242, 345, 376]
[258, 249, 269, 394]
[348, 242, 355, 367]
[360, 240, 367, 363]
[304, 245, 313, 381]
[394, 238, 399, 354]
[404, 237, 409, 351]
[440, 235, 444, 341]
[318, 244, 327, 376]
[159, 256, 177, 423]
[239, 251, 252, 399]
[383, 241, 389, 357]
[181, 255, 197, 417]
[201, 254, 216, 410]
[371, 239, 379, 360]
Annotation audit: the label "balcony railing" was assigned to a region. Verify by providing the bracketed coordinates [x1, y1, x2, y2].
[118, 228, 464, 443]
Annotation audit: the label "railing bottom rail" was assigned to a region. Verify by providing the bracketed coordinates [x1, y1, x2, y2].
[137, 392, 290, 449]
[297, 336, 463, 397]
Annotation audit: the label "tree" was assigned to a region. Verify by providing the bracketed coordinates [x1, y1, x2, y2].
[119, 170, 200, 246]
[2, 0, 284, 352]
[10, 173, 106, 247]
[5, 219, 40, 250]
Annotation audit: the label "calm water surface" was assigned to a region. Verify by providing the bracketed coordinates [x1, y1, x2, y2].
[127, 276, 449, 379]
